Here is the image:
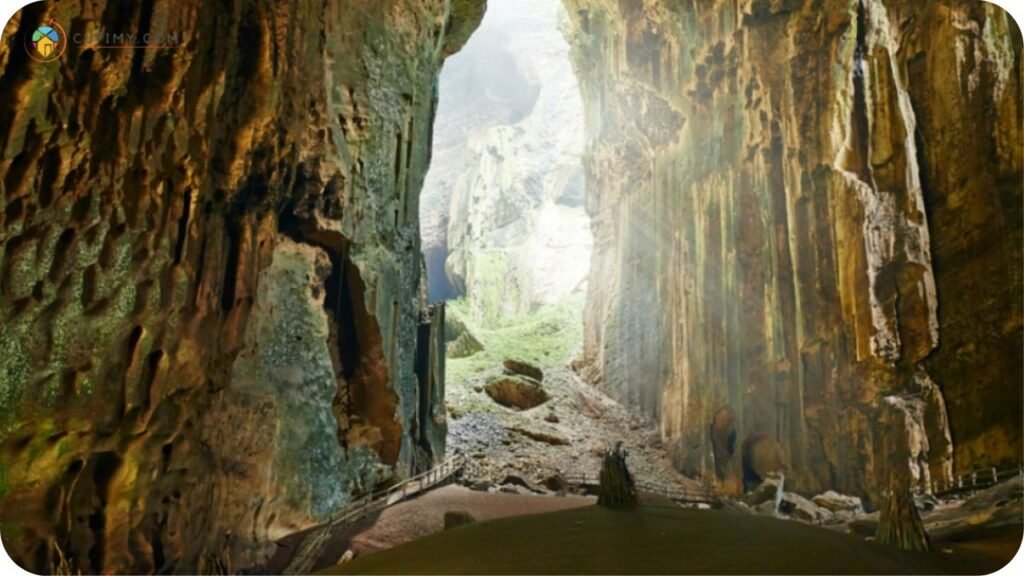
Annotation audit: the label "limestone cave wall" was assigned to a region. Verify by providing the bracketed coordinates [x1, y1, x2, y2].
[0, 0, 483, 572]
[564, 0, 1022, 502]
[421, 0, 591, 325]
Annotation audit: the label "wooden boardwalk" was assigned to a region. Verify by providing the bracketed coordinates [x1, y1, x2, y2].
[933, 464, 1022, 498]
[563, 472, 718, 506]
[282, 456, 465, 574]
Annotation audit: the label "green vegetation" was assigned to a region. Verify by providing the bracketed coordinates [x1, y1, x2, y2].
[445, 294, 585, 383]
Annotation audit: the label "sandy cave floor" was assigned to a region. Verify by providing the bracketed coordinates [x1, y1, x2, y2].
[320, 500, 1021, 575]
[340, 486, 593, 556]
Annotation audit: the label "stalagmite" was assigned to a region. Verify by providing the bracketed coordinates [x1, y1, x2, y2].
[876, 486, 931, 552]
[598, 442, 638, 509]
[875, 396, 932, 551]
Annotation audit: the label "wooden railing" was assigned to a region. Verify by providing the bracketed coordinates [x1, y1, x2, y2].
[933, 463, 1022, 497]
[329, 455, 464, 525]
[563, 472, 717, 505]
[282, 455, 464, 574]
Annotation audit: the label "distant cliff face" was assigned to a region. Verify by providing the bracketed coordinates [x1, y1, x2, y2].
[421, 0, 591, 325]
[0, 0, 482, 572]
[564, 0, 1022, 501]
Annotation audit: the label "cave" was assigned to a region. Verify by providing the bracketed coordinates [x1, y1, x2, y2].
[0, 0, 1022, 574]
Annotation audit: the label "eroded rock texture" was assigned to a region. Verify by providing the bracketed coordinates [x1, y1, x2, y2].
[564, 0, 1022, 502]
[0, 0, 483, 572]
[421, 0, 591, 324]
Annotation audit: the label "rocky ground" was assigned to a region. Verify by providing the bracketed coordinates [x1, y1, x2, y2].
[725, 469, 1023, 564]
[445, 359, 703, 495]
[440, 293, 1022, 566]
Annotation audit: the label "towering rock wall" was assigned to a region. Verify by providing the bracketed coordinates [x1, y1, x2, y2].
[0, 0, 483, 572]
[564, 0, 1022, 502]
[422, 0, 591, 325]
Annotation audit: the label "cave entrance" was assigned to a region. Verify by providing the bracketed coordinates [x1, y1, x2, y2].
[421, 0, 591, 310]
[419, 0, 593, 468]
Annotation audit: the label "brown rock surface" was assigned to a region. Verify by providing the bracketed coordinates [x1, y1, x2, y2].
[564, 0, 1022, 502]
[0, 0, 484, 572]
[484, 375, 550, 410]
[503, 358, 545, 382]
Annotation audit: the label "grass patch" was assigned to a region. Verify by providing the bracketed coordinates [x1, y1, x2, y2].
[446, 295, 584, 383]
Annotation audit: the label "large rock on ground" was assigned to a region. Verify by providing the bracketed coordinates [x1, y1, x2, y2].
[503, 358, 544, 382]
[444, 308, 484, 358]
[500, 473, 545, 494]
[485, 375, 549, 410]
[813, 491, 865, 515]
[449, 331, 485, 359]
[742, 474, 784, 508]
[779, 492, 834, 524]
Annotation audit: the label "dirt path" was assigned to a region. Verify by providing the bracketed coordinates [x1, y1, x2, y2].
[338, 486, 594, 559]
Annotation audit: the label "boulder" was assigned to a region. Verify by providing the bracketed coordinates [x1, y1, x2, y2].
[812, 490, 865, 514]
[914, 493, 940, 512]
[468, 480, 493, 492]
[444, 511, 477, 530]
[503, 359, 544, 382]
[449, 331, 484, 358]
[500, 473, 545, 494]
[542, 474, 570, 493]
[779, 492, 833, 523]
[509, 426, 569, 446]
[445, 311, 484, 358]
[484, 375, 549, 410]
[742, 474, 783, 508]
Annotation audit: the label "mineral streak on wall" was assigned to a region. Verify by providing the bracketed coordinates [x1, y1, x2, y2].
[564, 0, 1022, 502]
[0, 0, 484, 572]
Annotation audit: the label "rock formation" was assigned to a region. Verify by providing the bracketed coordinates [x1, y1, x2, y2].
[484, 374, 549, 410]
[563, 0, 1022, 502]
[0, 0, 484, 572]
[421, 0, 592, 325]
[875, 397, 932, 551]
[597, 442, 638, 508]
